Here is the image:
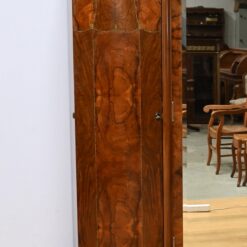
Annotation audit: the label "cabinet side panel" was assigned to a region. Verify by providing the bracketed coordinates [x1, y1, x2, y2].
[141, 31, 164, 247]
[74, 31, 97, 247]
[95, 31, 142, 247]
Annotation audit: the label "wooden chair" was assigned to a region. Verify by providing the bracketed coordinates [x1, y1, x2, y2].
[232, 133, 247, 187]
[203, 103, 247, 174]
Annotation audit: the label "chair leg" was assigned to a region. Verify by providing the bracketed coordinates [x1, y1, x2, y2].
[237, 145, 242, 187]
[207, 134, 213, 166]
[216, 137, 221, 175]
[231, 144, 236, 178]
[243, 143, 247, 186]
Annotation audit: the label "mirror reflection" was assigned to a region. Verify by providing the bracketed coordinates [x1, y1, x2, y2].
[182, 1, 247, 246]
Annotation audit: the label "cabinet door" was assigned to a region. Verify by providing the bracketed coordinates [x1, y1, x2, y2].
[73, 0, 182, 246]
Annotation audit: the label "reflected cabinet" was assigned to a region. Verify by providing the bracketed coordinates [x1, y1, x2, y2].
[186, 51, 220, 124]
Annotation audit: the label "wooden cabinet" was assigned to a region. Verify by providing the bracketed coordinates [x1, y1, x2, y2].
[184, 7, 224, 124]
[187, 7, 225, 51]
[186, 51, 220, 124]
[73, 0, 182, 247]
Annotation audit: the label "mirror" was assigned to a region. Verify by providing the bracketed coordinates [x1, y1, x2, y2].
[182, 1, 247, 246]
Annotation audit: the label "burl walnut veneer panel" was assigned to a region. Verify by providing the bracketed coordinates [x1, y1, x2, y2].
[171, 0, 183, 246]
[141, 31, 163, 247]
[73, 0, 177, 246]
[95, 0, 138, 30]
[138, 0, 161, 31]
[73, 0, 162, 31]
[95, 31, 142, 246]
[73, 0, 95, 31]
[73, 30, 97, 247]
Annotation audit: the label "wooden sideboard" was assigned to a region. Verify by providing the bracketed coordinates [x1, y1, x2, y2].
[184, 7, 225, 124]
[185, 51, 220, 124]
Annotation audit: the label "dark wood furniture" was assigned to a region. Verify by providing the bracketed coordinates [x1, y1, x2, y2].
[203, 103, 247, 175]
[185, 7, 225, 124]
[187, 7, 225, 52]
[220, 50, 247, 103]
[73, 0, 183, 246]
[232, 133, 247, 187]
[186, 51, 220, 124]
[219, 49, 247, 69]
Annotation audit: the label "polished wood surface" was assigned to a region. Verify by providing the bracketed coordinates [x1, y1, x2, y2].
[95, 31, 141, 246]
[141, 31, 164, 246]
[74, 30, 97, 246]
[73, 0, 94, 30]
[72, 0, 182, 246]
[184, 197, 247, 247]
[95, 0, 138, 30]
[171, 1, 183, 246]
[138, 0, 161, 30]
[162, 0, 183, 246]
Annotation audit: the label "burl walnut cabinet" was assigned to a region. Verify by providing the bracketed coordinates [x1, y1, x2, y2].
[72, 0, 182, 246]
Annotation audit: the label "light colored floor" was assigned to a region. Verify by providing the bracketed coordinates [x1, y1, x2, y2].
[183, 126, 247, 200]
[184, 197, 247, 247]
[183, 126, 247, 246]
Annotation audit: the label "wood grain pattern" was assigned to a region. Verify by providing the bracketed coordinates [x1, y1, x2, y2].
[73, 0, 95, 31]
[73, 31, 97, 247]
[138, 0, 161, 31]
[162, 0, 182, 246]
[95, 0, 138, 30]
[171, 0, 183, 246]
[95, 31, 142, 246]
[141, 31, 164, 247]
[73, 0, 182, 246]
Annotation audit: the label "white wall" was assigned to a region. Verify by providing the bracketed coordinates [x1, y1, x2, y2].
[186, 0, 237, 47]
[0, 1, 76, 247]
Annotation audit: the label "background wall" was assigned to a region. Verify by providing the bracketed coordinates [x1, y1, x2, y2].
[0, 1, 76, 247]
[186, 0, 237, 47]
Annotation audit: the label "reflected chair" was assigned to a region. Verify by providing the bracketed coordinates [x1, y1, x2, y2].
[203, 102, 247, 174]
[204, 73, 247, 174]
[232, 133, 247, 187]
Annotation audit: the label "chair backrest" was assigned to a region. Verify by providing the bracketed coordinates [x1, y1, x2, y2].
[231, 54, 247, 74]
[220, 50, 247, 69]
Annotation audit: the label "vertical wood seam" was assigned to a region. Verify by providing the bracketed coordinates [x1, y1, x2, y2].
[162, 0, 173, 246]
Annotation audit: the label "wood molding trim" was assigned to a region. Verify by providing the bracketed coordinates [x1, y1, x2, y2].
[73, 0, 182, 245]
[163, 0, 183, 246]
[162, 0, 172, 246]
